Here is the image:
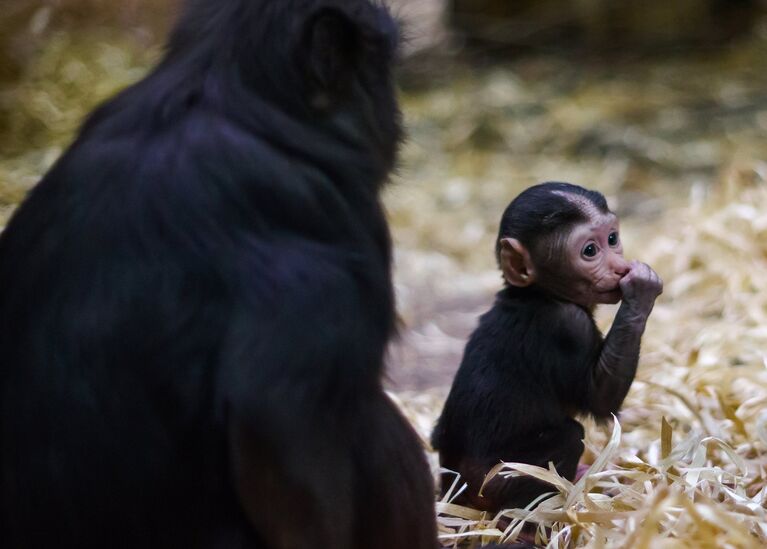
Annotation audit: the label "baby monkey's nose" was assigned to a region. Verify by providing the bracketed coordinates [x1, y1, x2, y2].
[612, 256, 631, 277]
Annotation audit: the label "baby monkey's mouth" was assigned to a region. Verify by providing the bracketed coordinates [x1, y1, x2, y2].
[597, 283, 622, 295]
[595, 286, 623, 304]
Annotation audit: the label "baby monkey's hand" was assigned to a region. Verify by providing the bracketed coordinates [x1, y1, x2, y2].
[618, 260, 663, 320]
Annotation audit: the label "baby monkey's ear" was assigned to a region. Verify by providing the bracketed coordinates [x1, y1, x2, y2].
[500, 238, 536, 287]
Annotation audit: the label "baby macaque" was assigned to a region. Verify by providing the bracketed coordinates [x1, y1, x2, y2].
[432, 182, 662, 511]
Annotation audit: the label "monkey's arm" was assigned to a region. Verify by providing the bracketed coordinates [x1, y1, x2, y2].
[589, 261, 663, 417]
[222, 251, 373, 549]
[588, 304, 647, 416]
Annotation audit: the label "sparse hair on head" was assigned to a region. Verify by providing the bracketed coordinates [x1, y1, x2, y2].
[495, 181, 610, 265]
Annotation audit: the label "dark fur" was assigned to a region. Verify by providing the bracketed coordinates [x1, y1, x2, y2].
[432, 183, 615, 512]
[0, 1, 436, 548]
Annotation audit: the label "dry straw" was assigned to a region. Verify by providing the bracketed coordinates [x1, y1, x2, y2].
[395, 162, 767, 548]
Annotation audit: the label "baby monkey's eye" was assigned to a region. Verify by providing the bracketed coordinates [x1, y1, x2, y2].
[608, 232, 619, 247]
[582, 243, 598, 258]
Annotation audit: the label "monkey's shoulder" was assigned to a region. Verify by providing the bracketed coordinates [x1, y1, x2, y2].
[491, 288, 598, 334]
[460, 290, 602, 372]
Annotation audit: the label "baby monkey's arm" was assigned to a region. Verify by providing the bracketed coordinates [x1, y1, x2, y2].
[589, 261, 663, 417]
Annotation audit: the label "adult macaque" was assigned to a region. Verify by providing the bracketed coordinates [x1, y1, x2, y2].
[432, 182, 663, 512]
[0, 1, 441, 547]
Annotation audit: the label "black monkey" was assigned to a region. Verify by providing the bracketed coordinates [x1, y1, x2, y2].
[0, 1, 438, 548]
[432, 182, 663, 512]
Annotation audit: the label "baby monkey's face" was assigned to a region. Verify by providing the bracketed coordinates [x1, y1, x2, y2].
[503, 211, 632, 309]
[563, 212, 630, 306]
[498, 192, 633, 309]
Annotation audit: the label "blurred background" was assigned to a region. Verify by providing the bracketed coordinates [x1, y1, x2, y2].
[3, 2, 767, 545]
[1, 0, 766, 389]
